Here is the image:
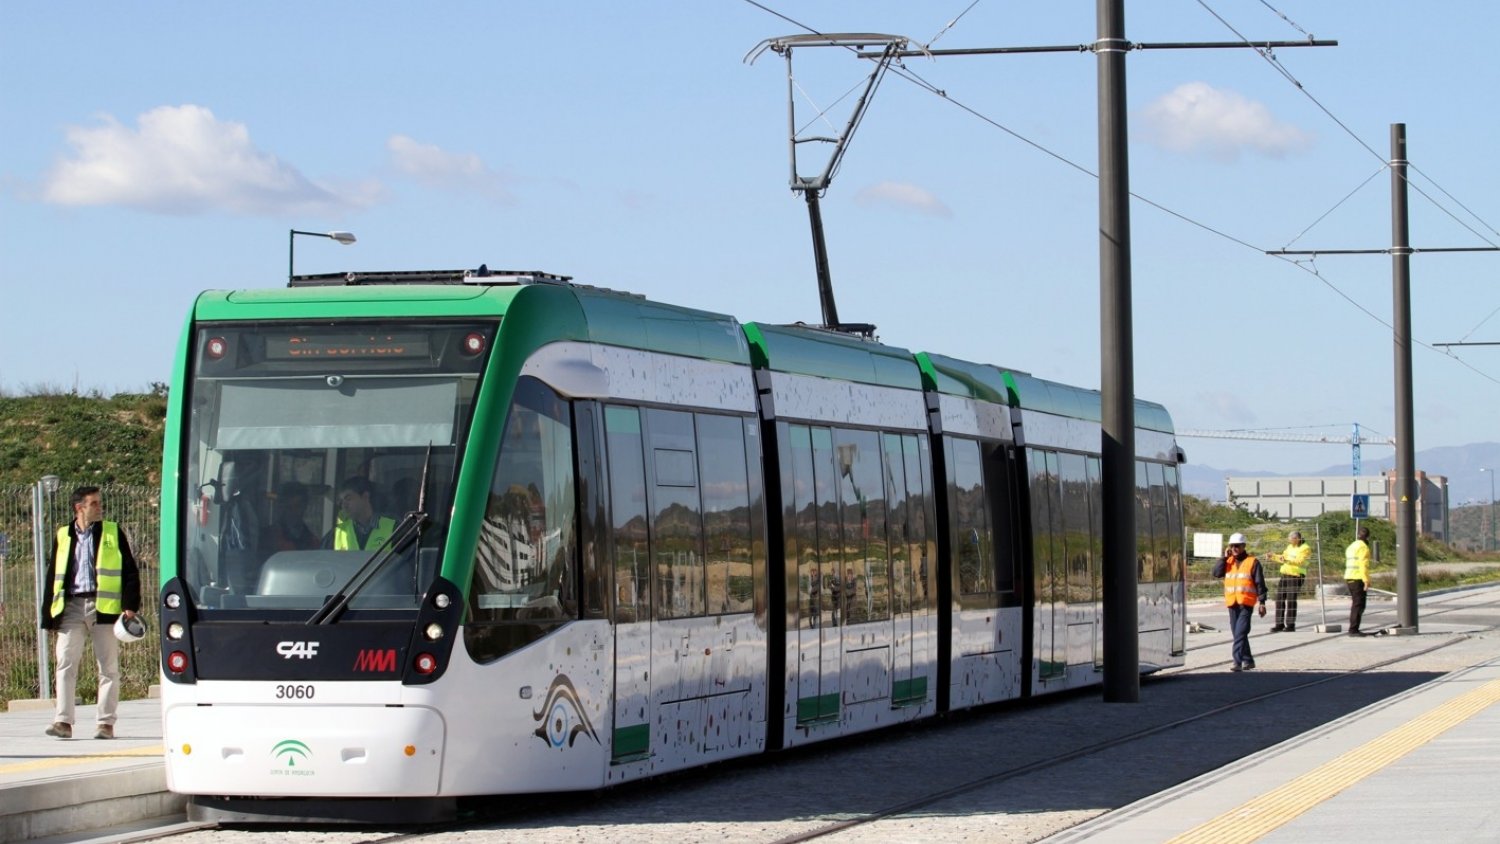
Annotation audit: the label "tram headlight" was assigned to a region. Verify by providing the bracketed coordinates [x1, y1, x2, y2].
[424, 623, 444, 641]
[167, 651, 189, 674]
[414, 653, 438, 675]
[164, 592, 182, 610]
[167, 622, 185, 641]
[434, 593, 451, 609]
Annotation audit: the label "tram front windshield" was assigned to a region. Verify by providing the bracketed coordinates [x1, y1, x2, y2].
[179, 321, 492, 616]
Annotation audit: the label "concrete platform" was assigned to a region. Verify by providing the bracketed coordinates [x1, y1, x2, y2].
[0, 698, 183, 842]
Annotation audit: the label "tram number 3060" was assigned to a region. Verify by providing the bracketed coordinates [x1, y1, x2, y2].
[275, 684, 316, 700]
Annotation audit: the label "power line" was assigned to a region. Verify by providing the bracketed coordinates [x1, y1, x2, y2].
[737, 1, 1500, 387]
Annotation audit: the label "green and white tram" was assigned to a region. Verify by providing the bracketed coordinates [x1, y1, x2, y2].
[158, 269, 1185, 822]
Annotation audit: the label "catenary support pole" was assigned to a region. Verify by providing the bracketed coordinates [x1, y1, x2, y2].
[1098, 0, 1139, 701]
[1390, 124, 1418, 633]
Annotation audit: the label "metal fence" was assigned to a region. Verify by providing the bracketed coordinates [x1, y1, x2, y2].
[1, 483, 159, 710]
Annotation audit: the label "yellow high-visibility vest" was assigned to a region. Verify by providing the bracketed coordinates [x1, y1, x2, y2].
[50, 522, 124, 617]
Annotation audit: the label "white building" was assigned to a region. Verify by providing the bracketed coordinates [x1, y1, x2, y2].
[1224, 472, 1450, 541]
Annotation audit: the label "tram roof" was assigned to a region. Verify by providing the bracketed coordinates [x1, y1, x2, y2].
[195, 270, 752, 365]
[742, 323, 922, 391]
[918, 352, 1174, 433]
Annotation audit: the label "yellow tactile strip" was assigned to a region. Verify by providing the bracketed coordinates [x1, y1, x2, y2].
[0, 745, 163, 776]
[1167, 677, 1500, 844]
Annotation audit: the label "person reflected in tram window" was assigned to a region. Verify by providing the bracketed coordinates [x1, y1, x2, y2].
[843, 566, 859, 624]
[807, 571, 821, 628]
[324, 476, 397, 551]
[1212, 533, 1267, 672]
[1267, 530, 1311, 632]
[827, 571, 842, 626]
[1345, 526, 1372, 636]
[262, 482, 318, 553]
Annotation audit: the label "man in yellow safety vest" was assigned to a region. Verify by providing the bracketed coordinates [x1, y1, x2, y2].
[40, 486, 142, 740]
[1345, 526, 1372, 636]
[1268, 531, 1312, 632]
[326, 476, 396, 551]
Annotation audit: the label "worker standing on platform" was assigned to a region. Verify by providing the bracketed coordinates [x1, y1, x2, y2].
[1345, 526, 1372, 636]
[40, 486, 142, 740]
[1213, 533, 1267, 672]
[1268, 531, 1312, 632]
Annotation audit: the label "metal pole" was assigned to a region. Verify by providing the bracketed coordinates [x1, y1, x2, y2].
[31, 480, 51, 700]
[288, 229, 296, 284]
[1315, 522, 1328, 627]
[1390, 124, 1418, 634]
[1098, 0, 1138, 701]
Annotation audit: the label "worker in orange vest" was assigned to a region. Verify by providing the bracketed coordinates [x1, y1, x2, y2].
[1213, 533, 1268, 672]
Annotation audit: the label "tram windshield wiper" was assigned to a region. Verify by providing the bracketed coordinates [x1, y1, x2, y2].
[308, 444, 435, 625]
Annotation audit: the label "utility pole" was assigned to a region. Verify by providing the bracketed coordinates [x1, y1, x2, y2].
[1270, 125, 1500, 634]
[1096, 0, 1138, 701]
[1389, 125, 1417, 633]
[835, 5, 1332, 702]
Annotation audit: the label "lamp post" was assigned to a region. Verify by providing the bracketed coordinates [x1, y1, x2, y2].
[288, 229, 356, 282]
[32, 474, 60, 699]
[1483, 468, 1497, 553]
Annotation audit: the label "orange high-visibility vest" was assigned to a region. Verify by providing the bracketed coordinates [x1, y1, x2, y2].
[1223, 556, 1260, 608]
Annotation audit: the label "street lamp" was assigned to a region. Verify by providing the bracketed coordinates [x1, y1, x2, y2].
[288, 229, 356, 282]
[32, 474, 61, 699]
[1483, 468, 1497, 553]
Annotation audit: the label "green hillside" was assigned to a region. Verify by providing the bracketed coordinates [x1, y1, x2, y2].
[0, 388, 167, 488]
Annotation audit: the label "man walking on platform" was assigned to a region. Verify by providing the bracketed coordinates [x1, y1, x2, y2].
[40, 486, 142, 739]
[1345, 526, 1372, 636]
[1268, 531, 1311, 632]
[1213, 533, 1267, 672]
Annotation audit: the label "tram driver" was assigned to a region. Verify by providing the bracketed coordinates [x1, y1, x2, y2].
[323, 476, 398, 551]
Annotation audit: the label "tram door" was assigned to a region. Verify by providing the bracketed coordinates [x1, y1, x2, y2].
[885, 433, 929, 704]
[1028, 451, 1065, 682]
[790, 425, 841, 724]
[606, 407, 653, 762]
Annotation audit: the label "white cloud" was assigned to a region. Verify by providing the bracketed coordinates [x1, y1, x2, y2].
[853, 181, 952, 218]
[387, 135, 517, 203]
[1139, 82, 1311, 161]
[40, 105, 369, 216]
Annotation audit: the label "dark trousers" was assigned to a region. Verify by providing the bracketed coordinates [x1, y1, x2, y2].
[1228, 604, 1255, 667]
[1347, 579, 1368, 632]
[1275, 575, 1305, 629]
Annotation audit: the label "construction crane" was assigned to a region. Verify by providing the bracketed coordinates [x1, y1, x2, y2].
[1176, 423, 1395, 476]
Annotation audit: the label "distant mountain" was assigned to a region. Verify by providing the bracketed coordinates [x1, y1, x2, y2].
[1182, 442, 1500, 504]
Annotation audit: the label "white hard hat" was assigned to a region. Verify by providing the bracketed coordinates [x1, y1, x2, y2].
[1227, 533, 1247, 546]
[114, 615, 146, 643]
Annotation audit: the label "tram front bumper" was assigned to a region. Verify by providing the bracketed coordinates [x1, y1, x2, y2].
[163, 703, 445, 797]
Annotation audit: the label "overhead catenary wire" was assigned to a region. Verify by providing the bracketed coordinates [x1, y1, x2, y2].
[737, 0, 1499, 387]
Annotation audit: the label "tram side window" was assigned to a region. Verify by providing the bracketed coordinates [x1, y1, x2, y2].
[784, 424, 821, 630]
[833, 428, 890, 623]
[1058, 452, 1093, 604]
[606, 406, 651, 623]
[1149, 462, 1171, 583]
[1028, 450, 1060, 612]
[1164, 464, 1184, 583]
[466, 378, 578, 663]
[1135, 461, 1152, 582]
[649, 409, 705, 618]
[698, 413, 754, 614]
[948, 437, 996, 599]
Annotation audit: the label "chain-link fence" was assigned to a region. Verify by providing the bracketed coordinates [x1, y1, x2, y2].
[1, 484, 159, 710]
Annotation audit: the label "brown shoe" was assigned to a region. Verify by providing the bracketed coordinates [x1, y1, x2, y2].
[94, 724, 115, 740]
[45, 721, 72, 739]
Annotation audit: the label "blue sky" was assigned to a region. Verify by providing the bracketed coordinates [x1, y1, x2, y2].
[3, 2, 1497, 476]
